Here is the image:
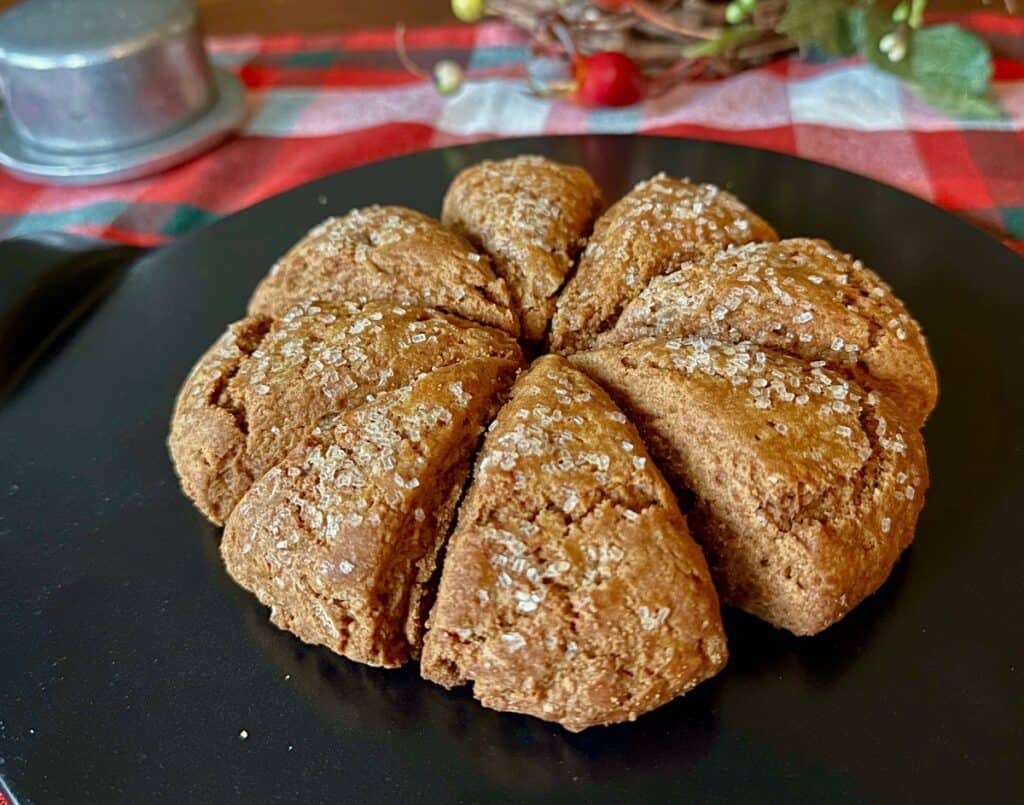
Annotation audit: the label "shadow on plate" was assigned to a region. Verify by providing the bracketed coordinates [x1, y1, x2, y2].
[237, 578, 722, 792]
[223, 541, 909, 794]
[721, 551, 913, 687]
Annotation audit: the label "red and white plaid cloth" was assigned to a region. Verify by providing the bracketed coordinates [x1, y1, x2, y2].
[0, 14, 1021, 253]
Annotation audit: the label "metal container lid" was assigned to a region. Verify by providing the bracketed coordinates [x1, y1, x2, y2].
[0, 0, 246, 185]
[0, 0, 194, 69]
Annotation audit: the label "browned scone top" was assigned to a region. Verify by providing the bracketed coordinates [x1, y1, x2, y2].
[550, 173, 777, 354]
[571, 337, 928, 636]
[601, 239, 938, 424]
[168, 299, 523, 525]
[421, 355, 727, 731]
[442, 155, 603, 342]
[221, 360, 519, 668]
[247, 206, 519, 336]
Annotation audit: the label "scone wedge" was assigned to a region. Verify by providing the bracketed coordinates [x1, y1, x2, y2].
[572, 337, 928, 636]
[169, 300, 522, 524]
[600, 239, 937, 425]
[248, 206, 519, 336]
[422, 355, 726, 731]
[550, 173, 777, 354]
[442, 155, 602, 342]
[221, 359, 520, 668]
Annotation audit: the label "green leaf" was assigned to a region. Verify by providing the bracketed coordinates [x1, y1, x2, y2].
[909, 25, 992, 96]
[776, 0, 855, 57]
[911, 84, 1004, 120]
[683, 24, 758, 58]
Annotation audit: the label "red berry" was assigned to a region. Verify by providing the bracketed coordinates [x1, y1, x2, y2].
[573, 51, 645, 107]
[591, 0, 632, 9]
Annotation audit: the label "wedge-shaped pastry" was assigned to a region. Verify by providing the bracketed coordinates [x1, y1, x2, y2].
[601, 239, 937, 424]
[169, 300, 523, 524]
[442, 156, 602, 341]
[221, 360, 517, 667]
[421, 355, 727, 731]
[550, 173, 777, 354]
[248, 206, 519, 336]
[571, 337, 928, 636]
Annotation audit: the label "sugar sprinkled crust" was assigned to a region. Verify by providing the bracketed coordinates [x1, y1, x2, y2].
[571, 337, 928, 636]
[248, 206, 519, 336]
[221, 360, 519, 667]
[442, 155, 603, 341]
[168, 299, 523, 525]
[421, 355, 727, 731]
[600, 238, 937, 424]
[550, 173, 777, 354]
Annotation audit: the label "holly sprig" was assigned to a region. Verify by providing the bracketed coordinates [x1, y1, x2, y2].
[420, 1, 1005, 117]
[773, 0, 999, 117]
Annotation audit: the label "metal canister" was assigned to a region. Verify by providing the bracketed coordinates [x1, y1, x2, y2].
[0, 0, 246, 184]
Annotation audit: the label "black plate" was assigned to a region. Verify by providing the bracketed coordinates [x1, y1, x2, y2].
[1, 136, 1022, 804]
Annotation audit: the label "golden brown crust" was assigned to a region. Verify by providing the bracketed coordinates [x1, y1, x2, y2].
[442, 156, 603, 342]
[571, 337, 928, 636]
[168, 299, 523, 525]
[421, 355, 727, 731]
[248, 206, 519, 336]
[550, 173, 777, 354]
[600, 239, 938, 424]
[220, 360, 520, 668]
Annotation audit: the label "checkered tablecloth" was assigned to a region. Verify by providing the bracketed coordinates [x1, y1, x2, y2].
[0, 13, 1021, 253]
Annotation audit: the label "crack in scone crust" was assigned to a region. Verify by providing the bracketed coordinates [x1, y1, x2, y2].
[167, 315, 274, 525]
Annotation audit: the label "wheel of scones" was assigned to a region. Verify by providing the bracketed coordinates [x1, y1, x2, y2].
[169, 154, 936, 730]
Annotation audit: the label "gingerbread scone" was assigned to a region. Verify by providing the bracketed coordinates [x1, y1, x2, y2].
[442, 156, 602, 341]
[550, 174, 777, 354]
[421, 355, 727, 731]
[600, 239, 937, 424]
[248, 206, 519, 336]
[168, 300, 523, 524]
[221, 360, 518, 668]
[571, 337, 928, 636]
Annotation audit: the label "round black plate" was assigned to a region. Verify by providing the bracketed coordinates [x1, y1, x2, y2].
[1, 136, 1021, 804]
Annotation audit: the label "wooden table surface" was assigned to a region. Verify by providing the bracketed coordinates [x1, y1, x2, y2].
[194, 1, 1018, 33]
[0, 1, 1016, 34]
[193, 0, 453, 34]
